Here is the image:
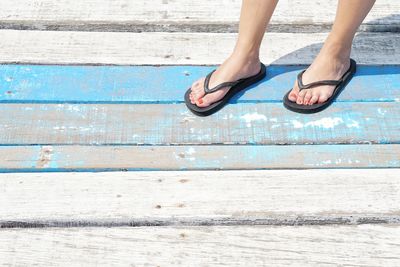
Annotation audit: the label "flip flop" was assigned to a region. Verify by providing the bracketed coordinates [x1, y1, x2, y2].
[184, 63, 266, 116]
[283, 58, 357, 114]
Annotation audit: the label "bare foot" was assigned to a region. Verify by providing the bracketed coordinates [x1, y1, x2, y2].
[189, 55, 261, 108]
[288, 46, 351, 106]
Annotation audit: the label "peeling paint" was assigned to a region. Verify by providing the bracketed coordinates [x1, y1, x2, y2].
[346, 119, 360, 128]
[36, 146, 53, 168]
[292, 117, 344, 129]
[181, 111, 196, 122]
[67, 105, 81, 112]
[377, 108, 387, 115]
[0, 65, 398, 104]
[240, 112, 267, 127]
[292, 120, 304, 129]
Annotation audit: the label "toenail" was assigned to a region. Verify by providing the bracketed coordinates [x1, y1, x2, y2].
[198, 98, 203, 104]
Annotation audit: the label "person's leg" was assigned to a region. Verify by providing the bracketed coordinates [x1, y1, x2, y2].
[190, 0, 278, 107]
[288, 0, 375, 106]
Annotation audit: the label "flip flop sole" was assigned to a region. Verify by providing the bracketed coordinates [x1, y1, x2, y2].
[283, 59, 357, 114]
[184, 63, 266, 117]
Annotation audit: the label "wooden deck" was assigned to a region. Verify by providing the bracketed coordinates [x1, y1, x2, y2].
[1, 0, 400, 266]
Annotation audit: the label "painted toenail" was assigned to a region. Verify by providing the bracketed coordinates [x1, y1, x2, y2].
[198, 98, 203, 104]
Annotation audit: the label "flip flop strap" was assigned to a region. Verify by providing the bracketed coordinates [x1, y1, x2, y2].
[204, 70, 242, 94]
[297, 70, 342, 92]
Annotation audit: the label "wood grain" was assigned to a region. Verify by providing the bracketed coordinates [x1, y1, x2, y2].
[1, 225, 400, 266]
[1, 1, 398, 265]
[0, 169, 400, 225]
[1, 144, 399, 171]
[1, 64, 399, 103]
[0, 31, 399, 65]
[0, 0, 398, 32]
[0, 103, 399, 145]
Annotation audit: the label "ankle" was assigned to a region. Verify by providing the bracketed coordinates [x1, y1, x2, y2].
[322, 37, 352, 62]
[232, 42, 260, 62]
[230, 50, 260, 66]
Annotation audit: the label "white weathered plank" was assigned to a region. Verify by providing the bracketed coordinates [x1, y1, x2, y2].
[1, 170, 400, 225]
[0, 30, 398, 65]
[0, 0, 397, 27]
[1, 225, 400, 266]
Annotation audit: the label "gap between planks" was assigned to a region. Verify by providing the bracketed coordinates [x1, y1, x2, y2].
[1, 169, 400, 228]
[3, 22, 399, 33]
[2, 215, 400, 229]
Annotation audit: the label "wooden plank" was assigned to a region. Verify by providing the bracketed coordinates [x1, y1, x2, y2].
[1, 144, 399, 171]
[0, 0, 398, 32]
[1, 64, 399, 103]
[0, 103, 399, 145]
[0, 31, 399, 65]
[0, 170, 400, 225]
[1, 225, 400, 266]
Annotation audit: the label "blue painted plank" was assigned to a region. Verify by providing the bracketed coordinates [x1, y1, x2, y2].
[1, 144, 399, 172]
[0, 65, 399, 103]
[0, 103, 399, 145]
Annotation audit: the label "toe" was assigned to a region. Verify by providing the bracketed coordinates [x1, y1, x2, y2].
[195, 93, 216, 108]
[296, 90, 306, 105]
[191, 88, 200, 100]
[195, 89, 228, 108]
[192, 78, 206, 100]
[303, 90, 312, 105]
[288, 83, 299, 102]
[195, 96, 209, 108]
[189, 93, 196, 104]
[309, 93, 319, 105]
[288, 90, 297, 102]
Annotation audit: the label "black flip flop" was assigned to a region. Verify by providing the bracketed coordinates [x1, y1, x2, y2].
[283, 58, 357, 114]
[184, 63, 266, 116]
